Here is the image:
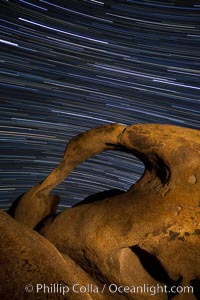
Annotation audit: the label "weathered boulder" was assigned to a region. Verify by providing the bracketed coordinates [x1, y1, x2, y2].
[0, 210, 116, 300]
[5, 123, 200, 299]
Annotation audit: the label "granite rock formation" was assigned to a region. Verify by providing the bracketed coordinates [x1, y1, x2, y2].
[1, 123, 200, 299]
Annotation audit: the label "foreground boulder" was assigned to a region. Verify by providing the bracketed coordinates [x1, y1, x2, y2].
[0, 210, 115, 300]
[3, 123, 200, 299]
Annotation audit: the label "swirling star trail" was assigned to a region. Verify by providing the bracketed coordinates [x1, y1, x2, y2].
[0, 0, 199, 211]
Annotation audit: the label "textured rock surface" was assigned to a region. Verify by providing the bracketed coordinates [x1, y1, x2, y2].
[4, 123, 200, 299]
[0, 210, 115, 300]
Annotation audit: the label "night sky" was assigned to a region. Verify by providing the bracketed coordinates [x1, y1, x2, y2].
[0, 0, 200, 212]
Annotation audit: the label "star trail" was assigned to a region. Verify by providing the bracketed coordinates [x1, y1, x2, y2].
[0, 0, 200, 211]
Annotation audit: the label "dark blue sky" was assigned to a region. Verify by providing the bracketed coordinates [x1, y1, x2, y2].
[0, 0, 199, 210]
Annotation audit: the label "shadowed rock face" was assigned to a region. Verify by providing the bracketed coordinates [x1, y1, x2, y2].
[1, 123, 200, 299]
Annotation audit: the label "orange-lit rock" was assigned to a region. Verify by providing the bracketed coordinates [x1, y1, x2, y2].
[4, 123, 200, 299]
